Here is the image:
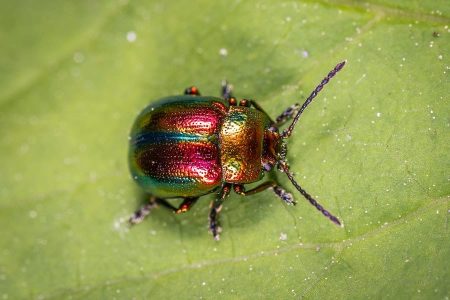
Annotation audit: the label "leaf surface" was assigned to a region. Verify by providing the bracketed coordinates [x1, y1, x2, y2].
[0, 0, 448, 299]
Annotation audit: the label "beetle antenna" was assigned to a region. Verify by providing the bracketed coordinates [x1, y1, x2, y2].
[278, 161, 341, 226]
[281, 61, 346, 138]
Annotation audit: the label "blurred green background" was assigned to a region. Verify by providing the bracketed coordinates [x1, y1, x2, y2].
[0, 0, 448, 299]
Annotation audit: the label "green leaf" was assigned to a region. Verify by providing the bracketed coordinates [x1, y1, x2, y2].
[0, 0, 448, 299]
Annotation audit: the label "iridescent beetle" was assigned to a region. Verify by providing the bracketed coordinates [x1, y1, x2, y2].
[129, 61, 345, 240]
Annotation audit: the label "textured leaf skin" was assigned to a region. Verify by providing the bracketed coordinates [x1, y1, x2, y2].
[0, 0, 448, 299]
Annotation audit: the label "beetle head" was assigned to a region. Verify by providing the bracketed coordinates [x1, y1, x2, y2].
[262, 126, 281, 172]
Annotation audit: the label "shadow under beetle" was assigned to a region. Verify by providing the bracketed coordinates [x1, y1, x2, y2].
[128, 61, 346, 240]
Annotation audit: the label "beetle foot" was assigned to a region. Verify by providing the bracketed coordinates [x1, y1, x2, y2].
[214, 228, 222, 241]
[211, 226, 222, 241]
[221, 80, 233, 100]
[209, 206, 222, 240]
[209, 218, 221, 239]
[129, 202, 158, 225]
[272, 186, 296, 206]
[284, 194, 296, 206]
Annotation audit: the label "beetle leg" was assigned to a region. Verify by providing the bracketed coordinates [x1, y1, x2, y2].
[129, 196, 159, 225]
[184, 86, 201, 96]
[175, 197, 199, 214]
[209, 183, 232, 240]
[275, 103, 301, 127]
[221, 80, 233, 100]
[155, 198, 178, 211]
[234, 182, 296, 205]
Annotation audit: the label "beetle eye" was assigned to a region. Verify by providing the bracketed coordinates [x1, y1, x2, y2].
[263, 163, 272, 171]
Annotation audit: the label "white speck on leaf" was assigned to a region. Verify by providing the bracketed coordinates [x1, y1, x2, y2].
[126, 31, 137, 42]
[298, 49, 309, 58]
[356, 73, 366, 84]
[219, 48, 228, 57]
[73, 52, 84, 64]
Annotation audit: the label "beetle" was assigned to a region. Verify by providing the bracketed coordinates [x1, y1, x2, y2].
[128, 61, 346, 240]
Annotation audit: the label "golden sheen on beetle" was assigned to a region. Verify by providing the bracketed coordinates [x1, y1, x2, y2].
[128, 62, 346, 240]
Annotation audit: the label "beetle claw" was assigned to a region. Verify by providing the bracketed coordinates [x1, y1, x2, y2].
[209, 221, 222, 240]
[212, 227, 222, 241]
